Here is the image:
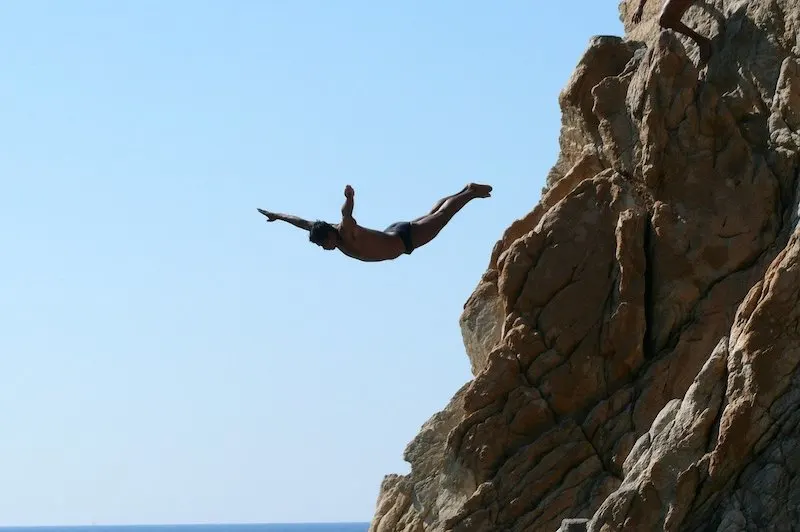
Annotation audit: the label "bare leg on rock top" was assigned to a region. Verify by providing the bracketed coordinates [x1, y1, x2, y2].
[632, 0, 713, 66]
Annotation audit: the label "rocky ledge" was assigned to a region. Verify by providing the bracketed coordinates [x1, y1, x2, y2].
[370, 0, 800, 530]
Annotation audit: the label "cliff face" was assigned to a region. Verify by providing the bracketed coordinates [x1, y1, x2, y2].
[370, 1, 800, 531]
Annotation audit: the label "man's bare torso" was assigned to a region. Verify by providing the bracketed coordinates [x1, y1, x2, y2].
[335, 223, 406, 262]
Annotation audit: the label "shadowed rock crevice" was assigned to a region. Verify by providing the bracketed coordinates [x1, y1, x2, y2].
[370, 1, 800, 531]
[642, 209, 656, 361]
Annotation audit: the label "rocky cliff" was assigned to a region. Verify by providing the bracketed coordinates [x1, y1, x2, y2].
[370, 1, 800, 530]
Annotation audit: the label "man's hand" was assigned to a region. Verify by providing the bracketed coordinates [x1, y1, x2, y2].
[257, 208, 278, 222]
[344, 185, 354, 199]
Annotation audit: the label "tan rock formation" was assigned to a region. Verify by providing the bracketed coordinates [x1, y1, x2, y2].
[371, 1, 800, 530]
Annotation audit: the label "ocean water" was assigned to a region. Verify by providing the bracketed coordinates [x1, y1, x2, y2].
[0, 526, 369, 532]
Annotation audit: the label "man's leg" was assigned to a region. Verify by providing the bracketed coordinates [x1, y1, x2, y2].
[412, 185, 470, 221]
[410, 183, 492, 249]
[659, 0, 712, 64]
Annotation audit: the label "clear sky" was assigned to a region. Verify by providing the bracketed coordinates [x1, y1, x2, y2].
[1, 0, 624, 526]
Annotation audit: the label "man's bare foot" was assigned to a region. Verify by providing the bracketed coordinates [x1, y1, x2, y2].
[697, 38, 712, 66]
[467, 183, 493, 198]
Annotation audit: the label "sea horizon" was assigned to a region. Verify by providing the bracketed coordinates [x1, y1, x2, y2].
[0, 525, 370, 528]
[0, 524, 370, 532]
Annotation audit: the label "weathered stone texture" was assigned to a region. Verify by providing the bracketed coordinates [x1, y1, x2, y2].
[371, 1, 800, 530]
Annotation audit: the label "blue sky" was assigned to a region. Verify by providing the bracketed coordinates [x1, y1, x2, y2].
[1, 1, 624, 525]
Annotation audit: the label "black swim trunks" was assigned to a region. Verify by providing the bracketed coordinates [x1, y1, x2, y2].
[385, 221, 414, 254]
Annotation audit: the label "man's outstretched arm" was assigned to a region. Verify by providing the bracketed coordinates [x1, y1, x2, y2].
[258, 208, 313, 231]
[339, 185, 357, 236]
[341, 185, 355, 219]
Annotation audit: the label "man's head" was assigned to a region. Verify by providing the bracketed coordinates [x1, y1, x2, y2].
[309, 221, 339, 250]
